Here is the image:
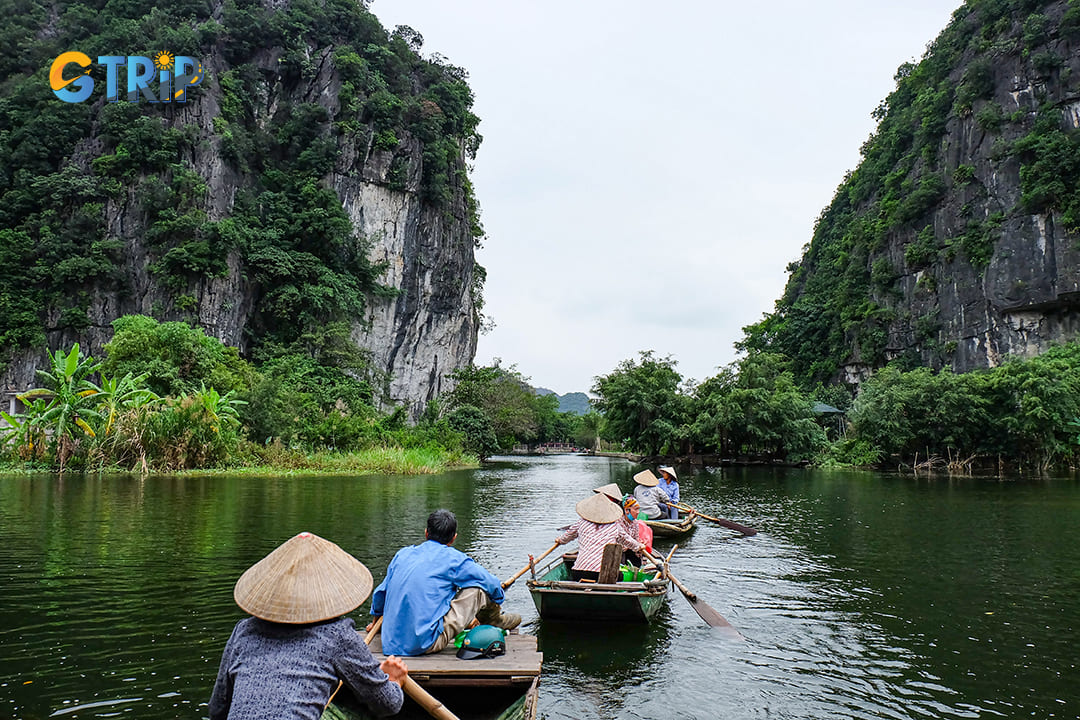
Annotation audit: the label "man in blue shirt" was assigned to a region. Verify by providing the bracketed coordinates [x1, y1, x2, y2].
[369, 509, 521, 656]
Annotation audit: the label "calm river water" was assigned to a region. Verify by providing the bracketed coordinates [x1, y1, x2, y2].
[2, 455, 1079, 719]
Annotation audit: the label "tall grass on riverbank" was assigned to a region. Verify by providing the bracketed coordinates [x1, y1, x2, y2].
[0, 443, 479, 476]
[236, 443, 479, 475]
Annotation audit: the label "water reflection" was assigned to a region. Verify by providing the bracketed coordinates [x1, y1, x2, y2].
[2, 461, 1080, 718]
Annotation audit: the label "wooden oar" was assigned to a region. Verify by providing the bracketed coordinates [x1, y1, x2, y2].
[364, 617, 460, 720]
[502, 543, 560, 589]
[664, 544, 679, 566]
[644, 551, 742, 638]
[672, 502, 757, 536]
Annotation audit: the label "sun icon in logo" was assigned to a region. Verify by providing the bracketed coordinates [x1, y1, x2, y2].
[153, 50, 174, 71]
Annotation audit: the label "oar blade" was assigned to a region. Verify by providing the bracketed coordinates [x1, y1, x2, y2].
[716, 518, 757, 536]
[687, 595, 743, 637]
[666, 571, 744, 638]
[674, 503, 758, 536]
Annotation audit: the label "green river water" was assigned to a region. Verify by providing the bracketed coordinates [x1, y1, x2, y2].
[1, 454, 1078, 719]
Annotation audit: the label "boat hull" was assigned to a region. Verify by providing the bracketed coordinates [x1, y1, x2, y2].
[324, 674, 539, 720]
[526, 557, 668, 623]
[321, 632, 541, 720]
[644, 514, 697, 539]
[321, 677, 537, 716]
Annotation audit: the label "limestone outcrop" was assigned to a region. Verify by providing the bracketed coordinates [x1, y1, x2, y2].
[0, 6, 480, 417]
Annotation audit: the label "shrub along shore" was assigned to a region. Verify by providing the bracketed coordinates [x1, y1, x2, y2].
[588, 344, 1080, 474]
[9, 316, 1080, 477]
[0, 316, 480, 475]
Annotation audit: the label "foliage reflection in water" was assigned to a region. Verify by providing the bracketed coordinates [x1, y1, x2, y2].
[1, 458, 1079, 719]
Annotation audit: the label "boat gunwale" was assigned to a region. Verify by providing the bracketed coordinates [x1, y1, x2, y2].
[527, 579, 668, 594]
[525, 555, 668, 595]
[529, 585, 668, 598]
[643, 513, 698, 535]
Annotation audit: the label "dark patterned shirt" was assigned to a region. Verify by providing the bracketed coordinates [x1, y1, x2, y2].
[208, 616, 403, 720]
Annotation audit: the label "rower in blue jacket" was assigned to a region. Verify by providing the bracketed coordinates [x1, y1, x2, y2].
[369, 509, 521, 656]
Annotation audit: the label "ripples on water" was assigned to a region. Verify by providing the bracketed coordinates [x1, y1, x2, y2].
[2, 462, 1079, 719]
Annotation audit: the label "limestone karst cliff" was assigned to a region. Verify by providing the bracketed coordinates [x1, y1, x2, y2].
[0, 1, 481, 416]
[746, 0, 1080, 386]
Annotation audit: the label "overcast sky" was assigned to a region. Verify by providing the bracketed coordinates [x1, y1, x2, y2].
[370, 0, 965, 395]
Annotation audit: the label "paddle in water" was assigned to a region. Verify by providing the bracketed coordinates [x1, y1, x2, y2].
[644, 551, 743, 638]
[671, 501, 758, 536]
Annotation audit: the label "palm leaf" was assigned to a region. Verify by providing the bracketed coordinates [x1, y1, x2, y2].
[65, 345, 79, 379]
[75, 417, 96, 438]
[18, 389, 54, 400]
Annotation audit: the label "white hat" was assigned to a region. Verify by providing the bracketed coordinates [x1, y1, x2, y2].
[633, 469, 659, 487]
[575, 493, 624, 524]
[234, 532, 373, 624]
[658, 466, 677, 479]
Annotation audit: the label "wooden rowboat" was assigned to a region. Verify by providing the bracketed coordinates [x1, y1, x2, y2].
[322, 634, 541, 720]
[644, 512, 697, 539]
[526, 554, 668, 623]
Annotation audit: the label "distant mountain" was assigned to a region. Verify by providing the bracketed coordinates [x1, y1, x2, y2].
[535, 388, 593, 415]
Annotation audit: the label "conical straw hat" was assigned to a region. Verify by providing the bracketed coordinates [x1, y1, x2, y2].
[634, 469, 659, 487]
[658, 465, 678, 479]
[575, 493, 624, 524]
[592, 483, 623, 502]
[234, 532, 373, 624]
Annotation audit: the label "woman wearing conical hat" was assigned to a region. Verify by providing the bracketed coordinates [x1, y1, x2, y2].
[594, 483, 653, 560]
[208, 532, 407, 720]
[554, 493, 645, 582]
[632, 469, 674, 520]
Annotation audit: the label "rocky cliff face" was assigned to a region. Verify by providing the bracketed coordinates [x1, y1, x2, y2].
[763, 0, 1080, 386]
[340, 171, 479, 411]
[882, 2, 1080, 377]
[0, 5, 480, 416]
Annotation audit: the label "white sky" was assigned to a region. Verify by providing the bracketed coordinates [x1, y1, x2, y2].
[370, 0, 964, 395]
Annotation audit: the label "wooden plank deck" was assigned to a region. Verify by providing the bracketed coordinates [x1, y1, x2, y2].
[366, 633, 541, 687]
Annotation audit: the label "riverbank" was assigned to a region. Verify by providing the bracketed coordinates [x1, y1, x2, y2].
[586, 450, 810, 468]
[0, 444, 481, 477]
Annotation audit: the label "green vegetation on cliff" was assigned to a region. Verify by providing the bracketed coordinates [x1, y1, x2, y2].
[0, 0, 483, 360]
[742, 0, 1080, 385]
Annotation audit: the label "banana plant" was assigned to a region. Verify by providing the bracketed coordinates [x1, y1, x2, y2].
[20, 343, 104, 472]
[97, 371, 159, 437]
[0, 399, 48, 461]
[194, 383, 247, 433]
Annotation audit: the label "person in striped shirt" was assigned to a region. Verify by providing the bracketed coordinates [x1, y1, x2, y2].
[592, 483, 652, 556]
[554, 494, 645, 582]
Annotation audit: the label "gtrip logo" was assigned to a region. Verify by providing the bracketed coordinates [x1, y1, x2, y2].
[50, 51, 204, 103]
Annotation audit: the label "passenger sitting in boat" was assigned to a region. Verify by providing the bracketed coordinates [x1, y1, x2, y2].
[632, 469, 674, 520]
[208, 532, 407, 720]
[368, 509, 521, 657]
[656, 466, 681, 520]
[592, 484, 652, 562]
[622, 496, 653, 556]
[554, 494, 645, 582]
